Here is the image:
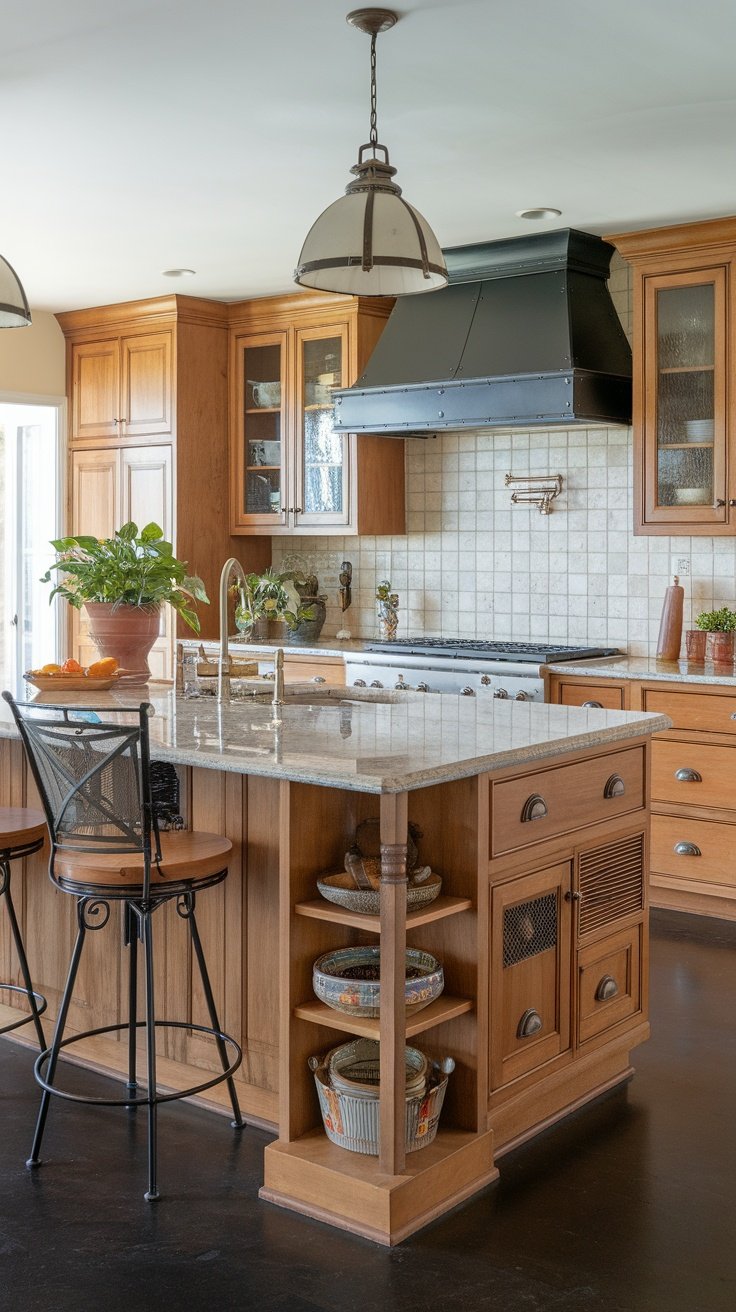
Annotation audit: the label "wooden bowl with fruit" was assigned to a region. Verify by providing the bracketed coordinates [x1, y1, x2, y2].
[24, 657, 123, 691]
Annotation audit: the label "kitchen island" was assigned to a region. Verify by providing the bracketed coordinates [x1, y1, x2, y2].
[0, 687, 669, 1244]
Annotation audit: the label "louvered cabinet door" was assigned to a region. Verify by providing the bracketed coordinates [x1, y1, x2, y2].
[489, 862, 573, 1091]
[575, 831, 647, 1047]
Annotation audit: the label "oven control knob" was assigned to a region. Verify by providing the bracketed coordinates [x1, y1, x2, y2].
[394, 676, 410, 690]
[493, 688, 509, 699]
[480, 675, 491, 686]
[352, 679, 367, 687]
[514, 690, 530, 701]
[416, 682, 429, 692]
[370, 680, 384, 689]
[461, 686, 476, 696]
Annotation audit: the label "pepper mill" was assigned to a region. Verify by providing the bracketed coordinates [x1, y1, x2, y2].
[656, 575, 684, 660]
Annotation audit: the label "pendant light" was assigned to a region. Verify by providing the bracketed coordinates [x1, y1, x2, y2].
[0, 253, 31, 327]
[294, 8, 447, 297]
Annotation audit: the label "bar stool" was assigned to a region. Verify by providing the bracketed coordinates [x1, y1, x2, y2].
[0, 807, 47, 1047]
[3, 693, 244, 1201]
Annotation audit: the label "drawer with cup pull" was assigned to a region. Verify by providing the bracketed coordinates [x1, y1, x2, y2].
[577, 922, 643, 1046]
[650, 814, 736, 889]
[641, 687, 736, 736]
[651, 739, 736, 810]
[556, 681, 625, 710]
[490, 746, 645, 857]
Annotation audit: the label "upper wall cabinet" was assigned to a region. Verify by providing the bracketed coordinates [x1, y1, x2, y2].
[68, 330, 173, 445]
[229, 291, 405, 536]
[609, 217, 736, 535]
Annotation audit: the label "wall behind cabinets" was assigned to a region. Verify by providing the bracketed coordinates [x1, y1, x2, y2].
[272, 256, 736, 656]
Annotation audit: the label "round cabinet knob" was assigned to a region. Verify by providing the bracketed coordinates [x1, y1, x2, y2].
[514, 690, 530, 701]
[370, 680, 384, 689]
[311, 675, 326, 684]
[461, 686, 476, 696]
[394, 676, 410, 690]
[493, 688, 509, 699]
[582, 699, 603, 708]
[416, 681, 429, 692]
[480, 674, 491, 686]
[352, 679, 366, 687]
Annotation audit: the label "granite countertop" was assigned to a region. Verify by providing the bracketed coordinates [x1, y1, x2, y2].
[545, 655, 736, 686]
[1, 686, 670, 795]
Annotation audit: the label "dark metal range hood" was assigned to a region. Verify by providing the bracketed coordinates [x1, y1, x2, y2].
[333, 228, 632, 435]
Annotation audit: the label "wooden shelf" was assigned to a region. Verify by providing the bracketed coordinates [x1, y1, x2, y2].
[294, 894, 473, 933]
[659, 365, 714, 374]
[658, 442, 714, 450]
[245, 406, 280, 414]
[293, 995, 474, 1040]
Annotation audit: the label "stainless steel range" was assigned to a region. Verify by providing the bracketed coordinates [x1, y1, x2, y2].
[344, 639, 620, 702]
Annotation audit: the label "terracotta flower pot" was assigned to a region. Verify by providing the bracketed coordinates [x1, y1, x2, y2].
[706, 630, 735, 666]
[84, 602, 161, 684]
[685, 630, 707, 663]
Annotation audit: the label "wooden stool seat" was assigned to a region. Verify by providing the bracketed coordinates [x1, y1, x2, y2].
[55, 830, 233, 892]
[0, 808, 47, 851]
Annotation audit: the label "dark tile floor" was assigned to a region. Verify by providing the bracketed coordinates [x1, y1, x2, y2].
[2, 909, 735, 1312]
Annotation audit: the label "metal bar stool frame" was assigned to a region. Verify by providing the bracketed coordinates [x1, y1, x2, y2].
[0, 827, 47, 1047]
[3, 693, 244, 1202]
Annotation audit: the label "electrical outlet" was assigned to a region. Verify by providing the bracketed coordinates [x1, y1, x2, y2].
[672, 556, 691, 578]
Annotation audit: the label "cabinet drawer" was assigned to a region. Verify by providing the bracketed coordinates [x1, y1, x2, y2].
[283, 657, 345, 687]
[650, 813, 736, 889]
[557, 682, 625, 710]
[651, 738, 736, 809]
[491, 747, 645, 857]
[642, 687, 736, 736]
[577, 922, 643, 1045]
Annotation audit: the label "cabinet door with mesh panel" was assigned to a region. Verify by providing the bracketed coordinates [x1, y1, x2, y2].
[490, 862, 572, 1090]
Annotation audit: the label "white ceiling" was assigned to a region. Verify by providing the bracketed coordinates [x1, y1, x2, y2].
[4, 0, 736, 312]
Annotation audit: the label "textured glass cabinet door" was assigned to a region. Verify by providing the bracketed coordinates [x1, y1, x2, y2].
[237, 335, 288, 525]
[294, 326, 349, 526]
[645, 268, 727, 523]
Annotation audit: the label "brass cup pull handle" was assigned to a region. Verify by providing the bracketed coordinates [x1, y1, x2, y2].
[603, 773, 625, 799]
[521, 793, 548, 823]
[674, 841, 702, 857]
[581, 699, 603, 708]
[517, 1008, 543, 1039]
[675, 767, 702, 783]
[595, 974, 619, 1002]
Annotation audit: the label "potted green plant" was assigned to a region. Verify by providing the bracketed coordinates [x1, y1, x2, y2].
[42, 521, 209, 683]
[233, 568, 316, 642]
[689, 606, 736, 664]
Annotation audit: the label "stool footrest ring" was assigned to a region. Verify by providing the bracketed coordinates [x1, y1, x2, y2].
[33, 1018, 242, 1107]
[0, 984, 47, 1036]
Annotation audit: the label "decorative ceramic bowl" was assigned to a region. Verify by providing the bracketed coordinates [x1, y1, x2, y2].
[312, 945, 444, 1018]
[316, 868, 442, 915]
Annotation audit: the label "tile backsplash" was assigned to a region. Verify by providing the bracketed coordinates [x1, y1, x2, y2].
[272, 257, 736, 656]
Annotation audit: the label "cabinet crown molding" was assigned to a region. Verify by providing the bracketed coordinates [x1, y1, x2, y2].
[607, 215, 736, 262]
[57, 294, 228, 338]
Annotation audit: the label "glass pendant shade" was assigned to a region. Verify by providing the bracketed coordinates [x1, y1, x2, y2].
[0, 254, 31, 327]
[296, 184, 447, 296]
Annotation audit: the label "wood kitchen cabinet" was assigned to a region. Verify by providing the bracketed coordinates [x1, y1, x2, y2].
[608, 217, 736, 534]
[229, 291, 405, 536]
[58, 296, 270, 663]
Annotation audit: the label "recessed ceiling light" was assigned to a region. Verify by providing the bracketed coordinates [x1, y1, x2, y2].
[515, 208, 562, 221]
[161, 268, 196, 277]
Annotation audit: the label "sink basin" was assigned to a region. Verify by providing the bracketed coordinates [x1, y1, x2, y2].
[230, 685, 407, 708]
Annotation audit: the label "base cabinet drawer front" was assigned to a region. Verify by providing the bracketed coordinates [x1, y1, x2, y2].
[650, 814, 736, 889]
[557, 682, 625, 710]
[643, 688, 736, 736]
[577, 923, 643, 1045]
[491, 747, 645, 857]
[283, 657, 345, 686]
[651, 738, 736, 809]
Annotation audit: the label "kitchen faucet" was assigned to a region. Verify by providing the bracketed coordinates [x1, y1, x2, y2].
[217, 557, 247, 703]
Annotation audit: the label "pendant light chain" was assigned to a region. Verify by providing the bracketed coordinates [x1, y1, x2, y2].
[369, 32, 378, 147]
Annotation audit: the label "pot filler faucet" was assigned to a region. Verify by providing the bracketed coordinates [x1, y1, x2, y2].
[217, 557, 285, 711]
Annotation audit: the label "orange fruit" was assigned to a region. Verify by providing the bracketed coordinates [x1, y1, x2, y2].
[40, 663, 62, 674]
[61, 658, 84, 674]
[87, 657, 119, 678]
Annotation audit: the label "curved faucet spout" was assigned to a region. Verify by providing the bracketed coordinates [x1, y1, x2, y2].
[217, 557, 248, 703]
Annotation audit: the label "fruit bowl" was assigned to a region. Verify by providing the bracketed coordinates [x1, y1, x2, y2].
[23, 671, 121, 691]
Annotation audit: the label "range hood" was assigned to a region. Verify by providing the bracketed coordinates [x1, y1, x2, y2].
[333, 228, 632, 434]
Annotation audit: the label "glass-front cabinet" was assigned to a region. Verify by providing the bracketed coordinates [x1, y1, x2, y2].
[610, 218, 736, 535]
[229, 292, 405, 537]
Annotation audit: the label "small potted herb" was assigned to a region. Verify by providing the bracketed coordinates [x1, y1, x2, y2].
[689, 607, 736, 664]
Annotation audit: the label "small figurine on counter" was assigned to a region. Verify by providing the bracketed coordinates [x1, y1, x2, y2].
[376, 578, 399, 642]
[336, 560, 353, 639]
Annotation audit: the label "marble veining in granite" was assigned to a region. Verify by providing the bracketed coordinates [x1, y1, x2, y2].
[0, 687, 670, 794]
